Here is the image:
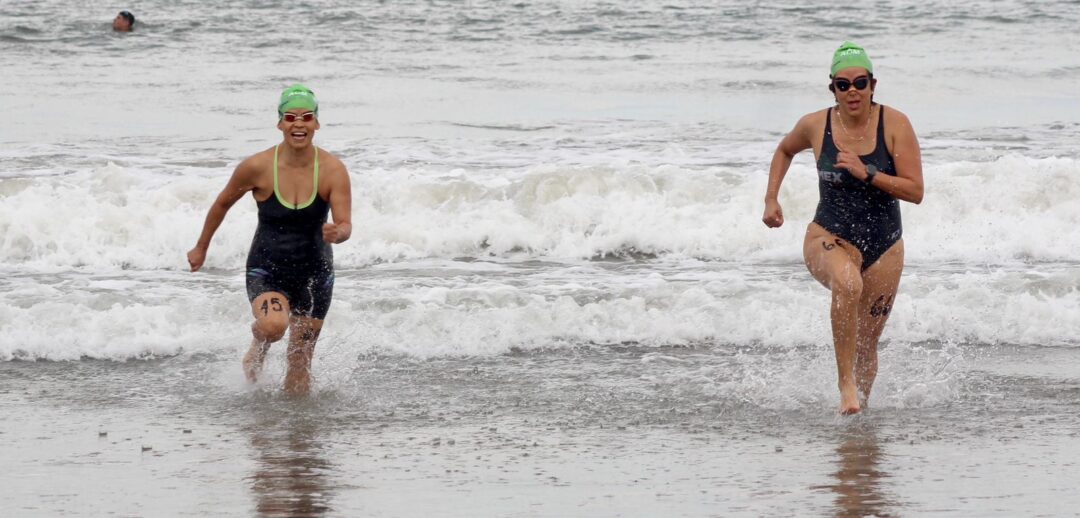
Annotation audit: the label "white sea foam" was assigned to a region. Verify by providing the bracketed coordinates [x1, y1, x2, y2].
[2, 262, 1076, 361]
[0, 271, 244, 361]
[2, 151, 1075, 362]
[0, 154, 1076, 271]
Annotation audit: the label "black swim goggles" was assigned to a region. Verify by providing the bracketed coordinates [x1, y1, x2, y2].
[832, 76, 871, 92]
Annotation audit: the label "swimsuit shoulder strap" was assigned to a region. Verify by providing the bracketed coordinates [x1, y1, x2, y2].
[876, 105, 887, 141]
[820, 107, 839, 159]
[272, 144, 284, 207]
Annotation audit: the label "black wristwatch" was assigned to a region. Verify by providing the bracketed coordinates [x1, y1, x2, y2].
[864, 164, 878, 184]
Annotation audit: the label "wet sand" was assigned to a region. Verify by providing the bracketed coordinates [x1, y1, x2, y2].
[4, 345, 1080, 517]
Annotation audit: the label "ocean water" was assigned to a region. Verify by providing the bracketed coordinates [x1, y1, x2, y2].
[2, 1, 1080, 516]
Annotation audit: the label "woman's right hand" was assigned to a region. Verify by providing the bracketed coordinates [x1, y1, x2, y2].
[187, 247, 206, 272]
[762, 199, 784, 228]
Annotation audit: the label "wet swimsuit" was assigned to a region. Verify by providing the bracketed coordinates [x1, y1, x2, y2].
[814, 105, 902, 270]
[246, 145, 334, 319]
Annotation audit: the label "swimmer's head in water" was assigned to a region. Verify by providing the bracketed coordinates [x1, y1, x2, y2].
[278, 84, 319, 119]
[830, 41, 873, 77]
[113, 11, 135, 31]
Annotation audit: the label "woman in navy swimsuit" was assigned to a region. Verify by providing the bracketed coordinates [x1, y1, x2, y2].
[187, 85, 353, 396]
[762, 43, 924, 414]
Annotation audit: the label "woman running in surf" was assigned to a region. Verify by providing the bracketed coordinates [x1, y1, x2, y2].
[762, 42, 924, 414]
[187, 84, 353, 396]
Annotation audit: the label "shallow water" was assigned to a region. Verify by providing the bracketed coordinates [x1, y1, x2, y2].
[4, 339, 1080, 516]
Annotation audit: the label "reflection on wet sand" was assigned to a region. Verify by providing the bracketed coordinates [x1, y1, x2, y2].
[825, 427, 899, 518]
[246, 417, 336, 517]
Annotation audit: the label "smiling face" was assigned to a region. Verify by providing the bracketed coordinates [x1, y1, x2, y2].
[277, 109, 320, 149]
[831, 67, 877, 117]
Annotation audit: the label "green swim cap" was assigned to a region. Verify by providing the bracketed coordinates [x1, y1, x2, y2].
[830, 41, 873, 77]
[278, 84, 318, 117]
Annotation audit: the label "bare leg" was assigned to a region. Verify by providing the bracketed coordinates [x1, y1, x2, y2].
[243, 334, 272, 383]
[854, 240, 904, 406]
[283, 316, 323, 396]
[804, 223, 864, 415]
[244, 292, 291, 383]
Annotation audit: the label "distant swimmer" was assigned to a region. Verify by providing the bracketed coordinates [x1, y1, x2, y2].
[113, 11, 135, 32]
[762, 42, 924, 414]
[187, 84, 353, 396]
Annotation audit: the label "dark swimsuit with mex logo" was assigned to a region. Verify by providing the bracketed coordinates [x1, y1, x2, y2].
[814, 105, 902, 271]
[246, 145, 334, 319]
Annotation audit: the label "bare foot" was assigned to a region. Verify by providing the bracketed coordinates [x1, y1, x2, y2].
[839, 382, 861, 415]
[242, 342, 269, 383]
[283, 370, 311, 396]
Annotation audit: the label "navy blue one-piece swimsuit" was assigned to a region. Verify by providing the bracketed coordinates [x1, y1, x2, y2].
[245, 145, 334, 319]
[814, 105, 902, 270]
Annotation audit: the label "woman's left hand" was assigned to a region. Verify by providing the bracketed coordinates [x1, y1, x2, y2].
[835, 150, 868, 181]
[323, 223, 342, 244]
